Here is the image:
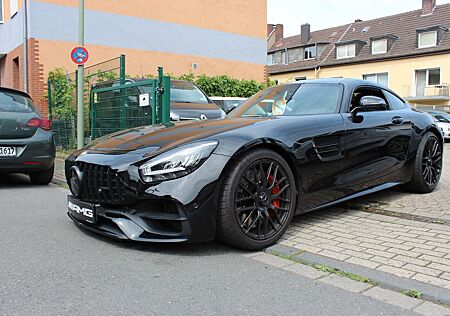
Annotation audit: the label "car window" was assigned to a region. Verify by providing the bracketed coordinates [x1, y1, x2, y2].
[231, 83, 342, 118]
[0, 91, 35, 113]
[170, 81, 209, 104]
[384, 90, 405, 110]
[432, 114, 450, 123]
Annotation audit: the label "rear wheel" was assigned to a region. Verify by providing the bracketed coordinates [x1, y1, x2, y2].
[403, 133, 442, 193]
[29, 164, 54, 185]
[217, 149, 297, 250]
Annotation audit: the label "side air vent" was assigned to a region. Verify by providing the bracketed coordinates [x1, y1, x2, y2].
[312, 136, 343, 161]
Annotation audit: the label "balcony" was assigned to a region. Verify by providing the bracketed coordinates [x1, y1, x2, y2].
[403, 84, 450, 102]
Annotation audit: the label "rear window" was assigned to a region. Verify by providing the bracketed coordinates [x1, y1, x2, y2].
[170, 81, 209, 104]
[0, 91, 35, 113]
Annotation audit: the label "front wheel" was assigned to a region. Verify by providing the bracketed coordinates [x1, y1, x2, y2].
[217, 149, 297, 250]
[403, 132, 443, 193]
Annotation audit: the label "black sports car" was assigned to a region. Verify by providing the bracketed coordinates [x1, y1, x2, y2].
[65, 79, 444, 250]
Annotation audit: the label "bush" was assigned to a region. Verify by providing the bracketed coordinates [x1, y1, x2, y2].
[167, 73, 270, 98]
[47, 68, 75, 119]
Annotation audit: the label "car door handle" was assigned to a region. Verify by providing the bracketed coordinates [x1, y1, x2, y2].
[392, 116, 404, 124]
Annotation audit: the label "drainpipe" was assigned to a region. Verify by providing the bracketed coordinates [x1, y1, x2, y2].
[23, 0, 28, 93]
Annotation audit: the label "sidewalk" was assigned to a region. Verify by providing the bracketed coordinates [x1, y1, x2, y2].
[52, 158, 67, 186]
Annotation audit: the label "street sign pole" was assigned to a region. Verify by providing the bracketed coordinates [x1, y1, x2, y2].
[76, 0, 85, 149]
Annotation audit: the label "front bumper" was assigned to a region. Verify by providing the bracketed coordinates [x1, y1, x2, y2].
[66, 153, 230, 243]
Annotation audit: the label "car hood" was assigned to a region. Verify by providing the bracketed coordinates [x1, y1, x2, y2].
[79, 117, 264, 157]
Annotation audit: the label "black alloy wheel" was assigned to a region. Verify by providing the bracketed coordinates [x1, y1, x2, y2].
[421, 136, 442, 187]
[403, 132, 443, 193]
[217, 149, 297, 250]
[235, 159, 292, 240]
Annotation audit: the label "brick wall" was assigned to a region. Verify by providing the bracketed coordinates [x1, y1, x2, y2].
[0, 38, 47, 115]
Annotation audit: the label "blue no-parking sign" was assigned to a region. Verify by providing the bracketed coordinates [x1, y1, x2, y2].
[71, 46, 89, 65]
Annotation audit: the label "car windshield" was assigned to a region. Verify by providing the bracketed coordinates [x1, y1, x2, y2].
[230, 83, 343, 118]
[431, 113, 450, 123]
[0, 90, 35, 113]
[169, 81, 209, 104]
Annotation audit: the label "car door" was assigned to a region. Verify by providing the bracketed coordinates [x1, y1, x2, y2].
[340, 85, 412, 195]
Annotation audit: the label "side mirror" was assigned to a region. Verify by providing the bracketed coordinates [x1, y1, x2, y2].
[351, 96, 387, 122]
[359, 96, 387, 111]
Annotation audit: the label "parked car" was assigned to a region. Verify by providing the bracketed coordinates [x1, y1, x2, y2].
[0, 87, 55, 184]
[92, 79, 225, 121]
[65, 79, 443, 250]
[210, 96, 247, 113]
[428, 111, 450, 141]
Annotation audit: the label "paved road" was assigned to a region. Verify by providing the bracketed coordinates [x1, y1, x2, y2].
[0, 174, 411, 315]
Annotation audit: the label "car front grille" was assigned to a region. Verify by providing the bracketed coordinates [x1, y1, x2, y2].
[76, 162, 129, 204]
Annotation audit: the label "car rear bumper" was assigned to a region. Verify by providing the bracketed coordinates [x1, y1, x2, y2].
[0, 129, 55, 173]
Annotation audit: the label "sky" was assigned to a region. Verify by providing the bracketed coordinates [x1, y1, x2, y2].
[268, 0, 450, 37]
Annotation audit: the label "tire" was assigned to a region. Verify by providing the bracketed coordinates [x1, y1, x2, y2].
[217, 149, 297, 250]
[29, 164, 54, 185]
[403, 132, 443, 193]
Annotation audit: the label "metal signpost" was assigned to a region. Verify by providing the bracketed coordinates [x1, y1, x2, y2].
[74, 0, 86, 149]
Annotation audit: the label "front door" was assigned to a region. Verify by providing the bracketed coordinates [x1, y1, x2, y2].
[340, 86, 412, 195]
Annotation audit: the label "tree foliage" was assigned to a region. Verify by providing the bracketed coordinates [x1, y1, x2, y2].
[47, 68, 75, 119]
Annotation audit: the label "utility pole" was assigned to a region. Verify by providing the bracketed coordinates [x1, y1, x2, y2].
[23, 0, 28, 93]
[76, 0, 85, 149]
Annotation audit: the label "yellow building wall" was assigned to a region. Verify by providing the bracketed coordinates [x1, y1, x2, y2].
[270, 53, 450, 107]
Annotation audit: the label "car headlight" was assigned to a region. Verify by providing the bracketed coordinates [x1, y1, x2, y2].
[139, 141, 218, 183]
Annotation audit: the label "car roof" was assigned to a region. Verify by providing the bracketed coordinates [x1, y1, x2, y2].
[283, 78, 403, 100]
[0, 86, 32, 99]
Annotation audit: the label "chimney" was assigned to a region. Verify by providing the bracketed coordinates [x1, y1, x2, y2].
[422, 0, 436, 15]
[274, 24, 284, 42]
[267, 24, 275, 37]
[301, 23, 311, 45]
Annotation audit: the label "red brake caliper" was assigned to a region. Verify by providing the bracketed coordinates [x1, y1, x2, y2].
[268, 175, 281, 208]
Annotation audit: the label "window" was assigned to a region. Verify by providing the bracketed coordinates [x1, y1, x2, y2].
[418, 31, 437, 48]
[0, 0, 4, 23]
[281, 51, 288, 65]
[415, 68, 440, 96]
[233, 83, 343, 118]
[267, 54, 274, 66]
[304, 46, 316, 60]
[336, 44, 356, 59]
[9, 0, 17, 18]
[363, 73, 389, 87]
[384, 90, 405, 110]
[372, 39, 387, 54]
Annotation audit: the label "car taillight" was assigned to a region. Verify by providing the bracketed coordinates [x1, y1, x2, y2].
[26, 117, 51, 131]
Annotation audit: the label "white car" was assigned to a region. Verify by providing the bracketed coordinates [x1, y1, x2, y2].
[429, 111, 450, 141]
[210, 97, 247, 113]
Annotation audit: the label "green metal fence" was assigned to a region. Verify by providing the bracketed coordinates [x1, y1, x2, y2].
[48, 56, 171, 145]
[90, 67, 171, 140]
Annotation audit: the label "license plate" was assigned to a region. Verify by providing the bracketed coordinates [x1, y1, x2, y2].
[0, 147, 16, 157]
[68, 195, 96, 224]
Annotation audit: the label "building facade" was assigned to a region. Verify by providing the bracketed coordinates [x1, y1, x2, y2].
[0, 0, 267, 113]
[267, 0, 450, 111]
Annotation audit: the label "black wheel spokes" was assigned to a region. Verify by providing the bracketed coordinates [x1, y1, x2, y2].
[235, 160, 292, 241]
[422, 137, 442, 187]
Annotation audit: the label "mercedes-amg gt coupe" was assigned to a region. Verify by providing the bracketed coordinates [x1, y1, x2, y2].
[65, 79, 444, 250]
